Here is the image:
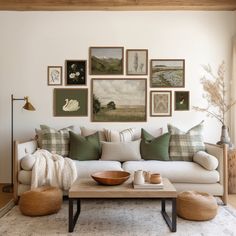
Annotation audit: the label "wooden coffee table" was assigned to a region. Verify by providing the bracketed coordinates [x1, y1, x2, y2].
[68, 178, 177, 233]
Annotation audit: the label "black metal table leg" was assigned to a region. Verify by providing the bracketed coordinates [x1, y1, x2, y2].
[161, 198, 177, 232]
[69, 198, 81, 232]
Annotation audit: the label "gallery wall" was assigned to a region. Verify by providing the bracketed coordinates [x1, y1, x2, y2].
[0, 11, 235, 183]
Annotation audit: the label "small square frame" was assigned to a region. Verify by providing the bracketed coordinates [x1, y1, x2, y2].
[65, 60, 87, 86]
[150, 90, 172, 117]
[47, 66, 62, 86]
[174, 91, 190, 111]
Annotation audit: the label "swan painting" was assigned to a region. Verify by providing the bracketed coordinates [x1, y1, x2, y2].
[62, 99, 80, 112]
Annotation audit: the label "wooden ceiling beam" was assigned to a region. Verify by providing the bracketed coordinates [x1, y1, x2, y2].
[0, 0, 235, 11]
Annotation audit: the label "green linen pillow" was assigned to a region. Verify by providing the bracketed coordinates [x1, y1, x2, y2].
[168, 121, 205, 161]
[140, 129, 170, 161]
[69, 131, 101, 161]
[41, 125, 74, 156]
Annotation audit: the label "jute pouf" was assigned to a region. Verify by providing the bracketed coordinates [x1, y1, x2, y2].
[177, 191, 218, 221]
[19, 186, 63, 216]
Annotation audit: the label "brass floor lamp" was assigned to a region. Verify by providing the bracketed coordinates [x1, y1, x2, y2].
[2, 95, 35, 193]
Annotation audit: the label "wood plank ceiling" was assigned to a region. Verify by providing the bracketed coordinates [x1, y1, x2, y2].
[0, 0, 236, 11]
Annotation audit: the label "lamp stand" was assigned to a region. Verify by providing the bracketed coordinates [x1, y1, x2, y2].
[2, 95, 29, 193]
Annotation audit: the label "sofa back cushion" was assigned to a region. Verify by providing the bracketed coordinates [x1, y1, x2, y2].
[104, 128, 136, 142]
[168, 121, 205, 161]
[101, 140, 141, 162]
[69, 131, 101, 161]
[140, 129, 170, 161]
[41, 125, 73, 156]
[80, 126, 106, 142]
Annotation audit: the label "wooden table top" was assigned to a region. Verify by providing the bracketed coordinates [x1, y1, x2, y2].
[69, 178, 177, 198]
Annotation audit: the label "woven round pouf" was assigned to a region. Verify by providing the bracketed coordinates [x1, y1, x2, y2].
[19, 186, 62, 216]
[177, 191, 218, 221]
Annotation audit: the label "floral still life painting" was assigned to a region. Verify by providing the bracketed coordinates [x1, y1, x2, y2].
[54, 88, 88, 116]
[65, 60, 86, 85]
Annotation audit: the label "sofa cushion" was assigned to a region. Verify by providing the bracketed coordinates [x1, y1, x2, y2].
[140, 129, 170, 161]
[74, 160, 123, 178]
[69, 131, 101, 161]
[101, 140, 142, 162]
[40, 125, 73, 156]
[35, 125, 74, 149]
[104, 128, 136, 142]
[168, 121, 205, 161]
[18, 170, 32, 185]
[80, 126, 106, 142]
[122, 161, 219, 184]
[21, 154, 36, 171]
[193, 151, 218, 171]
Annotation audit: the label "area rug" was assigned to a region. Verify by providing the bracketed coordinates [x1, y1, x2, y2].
[0, 199, 236, 236]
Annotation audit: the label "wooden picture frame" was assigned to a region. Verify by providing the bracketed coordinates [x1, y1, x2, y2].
[47, 66, 62, 86]
[126, 49, 148, 75]
[65, 60, 86, 85]
[54, 88, 88, 117]
[150, 91, 172, 117]
[92, 78, 147, 122]
[150, 59, 185, 88]
[175, 91, 190, 111]
[89, 47, 124, 75]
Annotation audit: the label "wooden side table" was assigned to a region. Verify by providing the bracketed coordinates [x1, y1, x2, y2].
[228, 149, 236, 193]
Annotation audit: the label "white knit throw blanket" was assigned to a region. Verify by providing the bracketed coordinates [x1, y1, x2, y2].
[31, 149, 77, 191]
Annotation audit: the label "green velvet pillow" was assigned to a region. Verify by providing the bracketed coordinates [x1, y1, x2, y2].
[140, 129, 170, 161]
[69, 131, 101, 161]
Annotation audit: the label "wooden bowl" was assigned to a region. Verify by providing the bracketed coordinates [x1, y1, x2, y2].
[91, 171, 130, 186]
[150, 173, 162, 184]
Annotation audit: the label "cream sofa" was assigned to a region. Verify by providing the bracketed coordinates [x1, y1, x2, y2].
[13, 140, 228, 204]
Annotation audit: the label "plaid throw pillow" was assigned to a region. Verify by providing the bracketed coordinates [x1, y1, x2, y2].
[41, 126, 73, 157]
[168, 121, 205, 161]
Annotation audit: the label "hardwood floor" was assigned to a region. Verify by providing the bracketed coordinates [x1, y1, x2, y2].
[0, 184, 13, 209]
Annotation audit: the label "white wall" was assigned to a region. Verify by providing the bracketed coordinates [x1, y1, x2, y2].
[0, 11, 235, 183]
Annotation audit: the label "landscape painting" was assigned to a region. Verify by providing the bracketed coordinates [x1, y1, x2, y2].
[92, 79, 146, 122]
[150, 59, 185, 87]
[89, 47, 124, 75]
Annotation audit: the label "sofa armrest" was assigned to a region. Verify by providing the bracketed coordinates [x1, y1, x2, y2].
[13, 139, 38, 203]
[205, 142, 228, 204]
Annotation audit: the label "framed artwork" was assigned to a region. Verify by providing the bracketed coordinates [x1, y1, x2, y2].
[150, 59, 185, 88]
[150, 91, 172, 117]
[175, 91, 190, 111]
[47, 66, 62, 86]
[92, 78, 147, 122]
[65, 60, 86, 85]
[54, 88, 88, 117]
[126, 49, 148, 75]
[89, 47, 124, 75]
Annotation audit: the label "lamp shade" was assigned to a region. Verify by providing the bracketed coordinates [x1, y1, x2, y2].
[23, 97, 36, 111]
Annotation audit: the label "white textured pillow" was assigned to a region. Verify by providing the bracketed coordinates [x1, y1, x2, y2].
[104, 128, 136, 142]
[21, 154, 36, 171]
[101, 140, 141, 161]
[80, 127, 106, 141]
[193, 151, 218, 171]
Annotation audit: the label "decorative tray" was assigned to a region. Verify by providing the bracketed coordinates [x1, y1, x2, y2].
[133, 181, 164, 189]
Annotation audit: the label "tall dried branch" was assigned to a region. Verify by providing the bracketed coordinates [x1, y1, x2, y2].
[193, 61, 236, 126]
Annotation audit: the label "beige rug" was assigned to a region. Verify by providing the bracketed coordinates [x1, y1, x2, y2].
[0, 199, 236, 236]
